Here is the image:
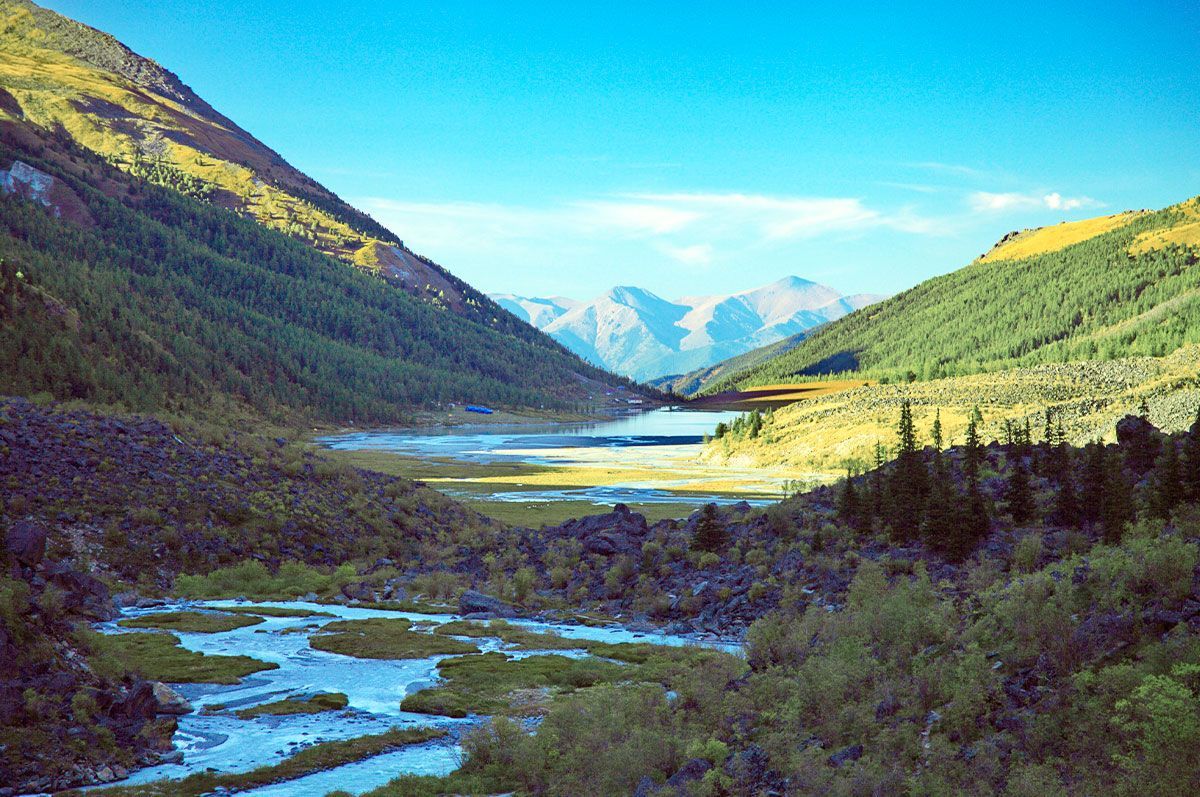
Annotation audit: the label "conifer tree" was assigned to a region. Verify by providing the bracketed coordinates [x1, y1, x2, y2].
[691, 504, 728, 553]
[1151, 437, 1182, 520]
[1080, 442, 1107, 529]
[1103, 455, 1133, 544]
[839, 468, 859, 529]
[931, 408, 943, 450]
[1005, 454, 1034, 524]
[964, 410, 982, 487]
[886, 400, 928, 540]
[1053, 470, 1080, 528]
[1183, 405, 1200, 501]
[748, 410, 763, 439]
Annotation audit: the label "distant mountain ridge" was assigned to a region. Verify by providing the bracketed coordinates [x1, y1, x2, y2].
[492, 277, 885, 380]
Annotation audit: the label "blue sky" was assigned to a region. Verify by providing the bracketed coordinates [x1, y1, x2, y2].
[44, 1, 1200, 299]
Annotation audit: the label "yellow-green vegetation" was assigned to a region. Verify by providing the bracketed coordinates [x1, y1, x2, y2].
[79, 727, 447, 797]
[400, 652, 629, 718]
[233, 692, 349, 719]
[336, 599, 459, 615]
[319, 449, 709, 524]
[117, 611, 264, 634]
[174, 560, 359, 601]
[0, 0, 402, 270]
[465, 499, 701, 527]
[402, 643, 737, 720]
[310, 618, 479, 660]
[1130, 196, 1200, 254]
[434, 619, 584, 651]
[978, 211, 1143, 262]
[91, 632, 277, 684]
[218, 605, 336, 618]
[704, 347, 1200, 473]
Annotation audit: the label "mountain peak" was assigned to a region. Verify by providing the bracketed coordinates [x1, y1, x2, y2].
[519, 276, 884, 380]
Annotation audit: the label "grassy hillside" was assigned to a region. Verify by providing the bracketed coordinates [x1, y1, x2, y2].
[0, 0, 543, 327]
[706, 195, 1200, 392]
[0, 132, 635, 421]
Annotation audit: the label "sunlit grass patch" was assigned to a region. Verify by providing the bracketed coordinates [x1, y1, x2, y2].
[78, 727, 448, 796]
[91, 631, 277, 684]
[117, 611, 264, 633]
[310, 618, 479, 660]
[400, 652, 627, 718]
[234, 692, 349, 719]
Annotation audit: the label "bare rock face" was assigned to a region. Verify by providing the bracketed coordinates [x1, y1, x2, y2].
[458, 589, 517, 618]
[548, 503, 650, 557]
[150, 682, 193, 715]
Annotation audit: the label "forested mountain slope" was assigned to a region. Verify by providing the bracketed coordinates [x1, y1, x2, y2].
[706, 196, 1200, 392]
[0, 0, 541, 327]
[0, 133, 636, 421]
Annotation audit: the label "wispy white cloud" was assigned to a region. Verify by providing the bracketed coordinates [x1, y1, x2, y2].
[657, 242, 715, 266]
[968, 190, 1102, 214]
[358, 191, 935, 255]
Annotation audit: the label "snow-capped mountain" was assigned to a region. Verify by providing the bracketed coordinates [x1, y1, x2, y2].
[490, 277, 886, 380]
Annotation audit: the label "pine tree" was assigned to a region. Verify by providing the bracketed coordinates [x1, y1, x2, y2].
[886, 400, 928, 540]
[931, 408, 943, 450]
[691, 504, 728, 553]
[898, 400, 917, 456]
[1183, 405, 1200, 501]
[964, 411, 982, 487]
[1103, 455, 1133, 544]
[1043, 407, 1055, 445]
[1052, 470, 1080, 528]
[1006, 454, 1034, 524]
[1150, 437, 1183, 520]
[1080, 441, 1108, 529]
[922, 441, 969, 559]
[962, 482, 991, 557]
[839, 468, 858, 525]
[748, 410, 764, 439]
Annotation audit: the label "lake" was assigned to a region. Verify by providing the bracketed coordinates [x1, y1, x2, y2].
[318, 408, 787, 507]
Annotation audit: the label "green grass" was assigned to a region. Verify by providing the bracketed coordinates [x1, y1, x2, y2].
[359, 771, 508, 797]
[400, 652, 628, 717]
[117, 611, 265, 633]
[310, 618, 479, 660]
[334, 600, 459, 615]
[461, 498, 700, 528]
[234, 692, 349, 719]
[434, 620, 582, 650]
[219, 605, 336, 618]
[77, 727, 447, 796]
[91, 632, 278, 684]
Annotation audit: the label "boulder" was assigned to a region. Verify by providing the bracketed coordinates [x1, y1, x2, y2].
[632, 775, 658, 797]
[459, 589, 517, 618]
[828, 743, 864, 767]
[666, 758, 712, 788]
[340, 581, 373, 602]
[5, 519, 46, 566]
[151, 682, 193, 715]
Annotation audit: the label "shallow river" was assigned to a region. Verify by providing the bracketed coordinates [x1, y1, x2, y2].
[319, 408, 777, 506]
[94, 600, 738, 795]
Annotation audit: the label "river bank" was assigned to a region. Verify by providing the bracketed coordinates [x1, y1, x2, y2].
[78, 600, 741, 795]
